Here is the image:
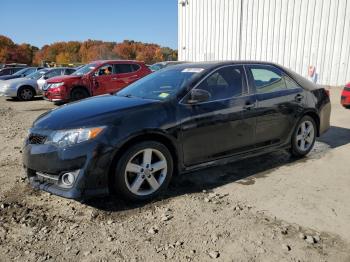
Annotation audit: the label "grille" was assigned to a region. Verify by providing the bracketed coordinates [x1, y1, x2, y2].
[42, 84, 50, 91]
[28, 134, 47, 144]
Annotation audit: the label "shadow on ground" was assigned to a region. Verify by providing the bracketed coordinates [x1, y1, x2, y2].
[85, 125, 350, 212]
[318, 126, 350, 148]
[6, 97, 44, 102]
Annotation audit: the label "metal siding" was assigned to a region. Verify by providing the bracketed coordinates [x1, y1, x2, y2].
[178, 0, 350, 85]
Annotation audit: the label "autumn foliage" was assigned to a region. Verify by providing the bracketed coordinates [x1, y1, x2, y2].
[0, 35, 178, 66]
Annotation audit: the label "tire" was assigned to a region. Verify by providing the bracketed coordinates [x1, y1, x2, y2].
[17, 86, 34, 101]
[70, 87, 89, 101]
[113, 141, 173, 201]
[291, 115, 317, 157]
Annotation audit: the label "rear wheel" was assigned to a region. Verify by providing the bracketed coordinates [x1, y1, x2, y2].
[291, 115, 316, 157]
[17, 86, 34, 101]
[70, 88, 89, 101]
[113, 141, 173, 201]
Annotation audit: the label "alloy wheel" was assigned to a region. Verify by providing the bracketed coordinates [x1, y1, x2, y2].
[124, 148, 168, 196]
[296, 120, 315, 152]
[21, 88, 33, 100]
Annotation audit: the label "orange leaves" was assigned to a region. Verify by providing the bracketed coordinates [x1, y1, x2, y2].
[0, 35, 178, 65]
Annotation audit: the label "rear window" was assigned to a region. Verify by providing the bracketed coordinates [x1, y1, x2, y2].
[131, 64, 140, 72]
[114, 64, 133, 74]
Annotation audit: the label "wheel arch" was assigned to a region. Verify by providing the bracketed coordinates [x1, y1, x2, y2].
[17, 85, 37, 97]
[302, 110, 320, 137]
[107, 131, 179, 192]
[70, 85, 91, 97]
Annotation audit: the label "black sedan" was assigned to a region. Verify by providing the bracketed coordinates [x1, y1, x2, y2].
[23, 61, 331, 201]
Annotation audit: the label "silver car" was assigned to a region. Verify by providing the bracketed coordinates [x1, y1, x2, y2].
[0, 67, 76, 101]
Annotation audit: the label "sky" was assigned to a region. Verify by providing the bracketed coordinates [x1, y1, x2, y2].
[2, 0, 178, 49]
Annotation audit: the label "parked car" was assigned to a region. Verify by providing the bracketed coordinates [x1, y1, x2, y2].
[341, 83, 350, 108]
[0, 63, 27, 69]
[23, 61, 331, 201]
[43, 60, 151, 103]
[0, 67, 44, 81]
[0, 66, 27, 76]
[149, 61, 187, 72]
[0, 67, 75, 101]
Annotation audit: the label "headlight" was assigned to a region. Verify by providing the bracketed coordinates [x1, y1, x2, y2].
[49, 82, 64, 89]
[46, 126, 106, 147]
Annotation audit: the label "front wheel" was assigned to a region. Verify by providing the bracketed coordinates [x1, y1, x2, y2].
[113, 141, 173, 201]
[70, 88, 89, 101]
[291, 116, 316, 157]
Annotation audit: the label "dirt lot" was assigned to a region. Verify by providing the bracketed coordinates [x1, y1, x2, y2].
[0, 88, 349, 262]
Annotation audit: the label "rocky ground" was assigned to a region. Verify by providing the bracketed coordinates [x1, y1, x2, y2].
[0, 88, 349, 262]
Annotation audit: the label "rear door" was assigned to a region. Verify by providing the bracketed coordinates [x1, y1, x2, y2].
[246, 64, 305, 147]
[111, 63, 141, 92]
[180, 65, 257, 166]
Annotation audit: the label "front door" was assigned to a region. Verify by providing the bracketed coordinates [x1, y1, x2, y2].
[180, 65, 257, 166]
[92, 64, 113, 96]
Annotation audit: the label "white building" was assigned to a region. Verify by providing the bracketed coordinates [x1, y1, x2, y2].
[178, 0, 350, 86]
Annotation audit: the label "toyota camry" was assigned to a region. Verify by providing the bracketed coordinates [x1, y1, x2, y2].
[23, 61, 331, 201]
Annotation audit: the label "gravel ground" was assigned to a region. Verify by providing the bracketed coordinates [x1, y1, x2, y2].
[0, 88, 349, 262]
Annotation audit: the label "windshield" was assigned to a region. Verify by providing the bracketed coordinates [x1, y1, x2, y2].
[13, 68, 29, 76]
[27, 69, 49, 80]
[117, 67, 203, 100]
[149, 63, 164, 72]
[72, 63, 97, 76]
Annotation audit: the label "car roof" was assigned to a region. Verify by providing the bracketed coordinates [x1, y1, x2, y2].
[90, 60, 145, 65]
[168, 60, 287, 69]
[0, 66, 25, 70]
[167, 60, 318, 90]
[45, 67, 74, 70]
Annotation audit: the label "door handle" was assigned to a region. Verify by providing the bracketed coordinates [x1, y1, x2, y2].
[112, 78, 117, 80]
[295, 94, 304, 102]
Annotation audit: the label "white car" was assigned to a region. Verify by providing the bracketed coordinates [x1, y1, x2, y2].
[0, 67, 76, 101]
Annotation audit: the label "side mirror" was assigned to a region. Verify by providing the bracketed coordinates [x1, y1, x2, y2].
[187, 89, 211, 104]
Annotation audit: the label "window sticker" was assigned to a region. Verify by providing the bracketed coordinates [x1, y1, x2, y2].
[181, 68, 204, 73]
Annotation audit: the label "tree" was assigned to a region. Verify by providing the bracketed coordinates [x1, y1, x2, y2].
[0, 35, 15, 63]
[0, 35, 178, 65]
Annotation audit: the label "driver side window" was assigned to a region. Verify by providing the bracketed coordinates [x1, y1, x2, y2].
[196, 66, 244, 101]
[97, 64, 113, 76]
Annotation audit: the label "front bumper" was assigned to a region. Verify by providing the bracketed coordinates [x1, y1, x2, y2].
[0, 86, 17, 97]
[341, 89, 350, 107]
[22, 132, 113, 200]
[44, 86, 67, 102]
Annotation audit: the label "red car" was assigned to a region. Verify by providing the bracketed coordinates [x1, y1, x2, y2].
[43, 60, 151, 103]
[341, 83, 350, 108]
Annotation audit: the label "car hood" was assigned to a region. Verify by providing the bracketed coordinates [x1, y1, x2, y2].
[33, 95, 159, 130]
[47, 75, 82, 83]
